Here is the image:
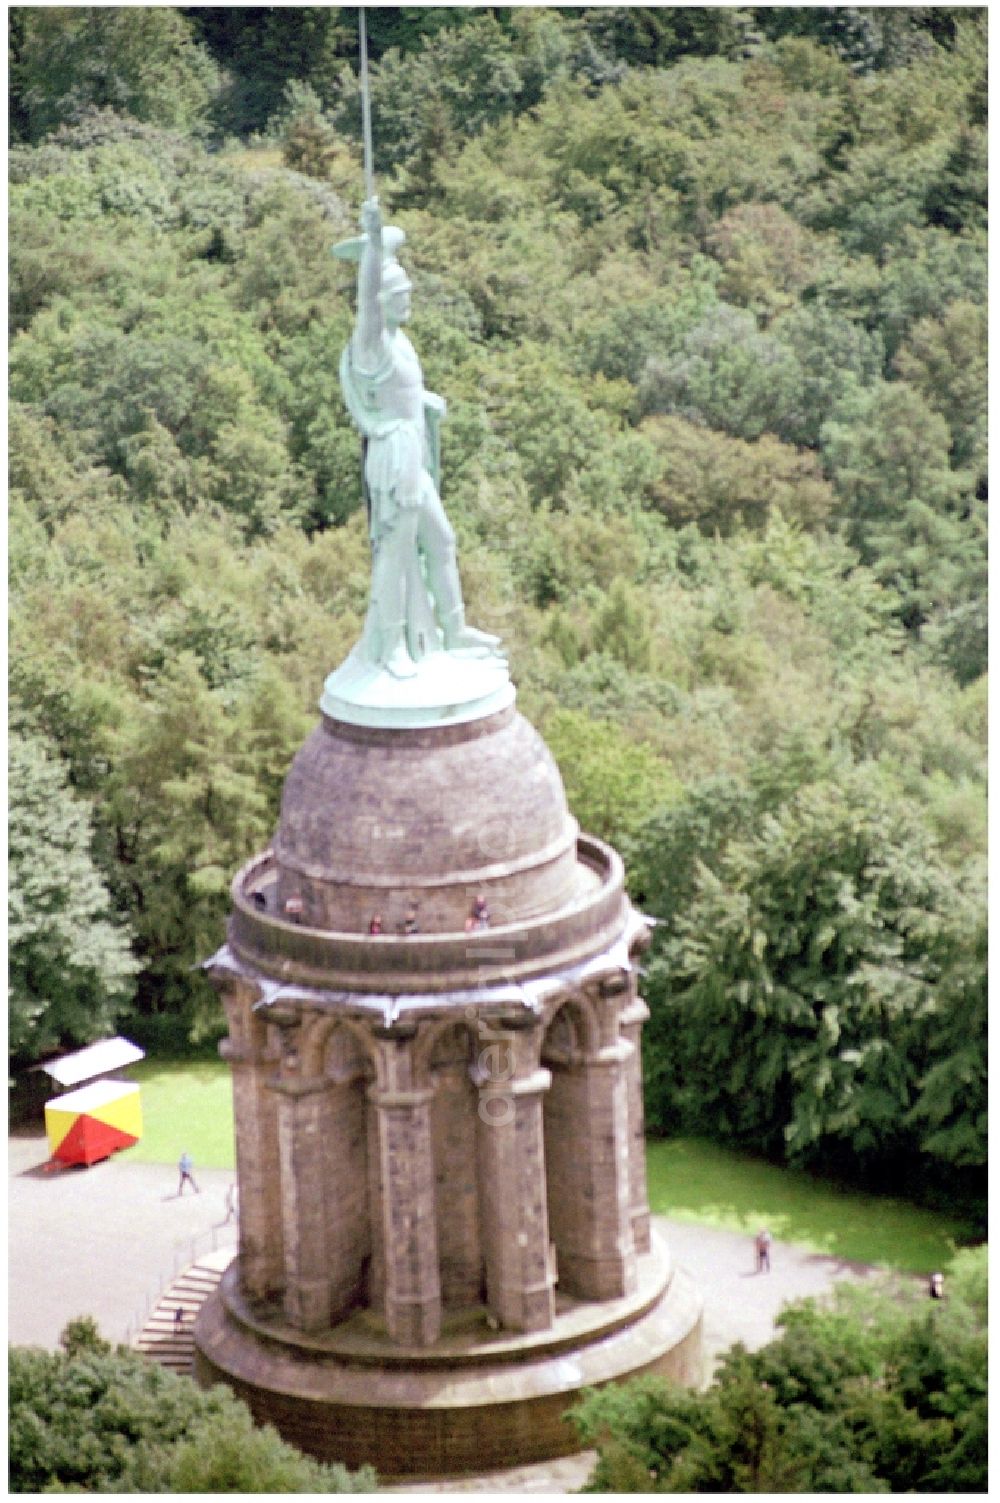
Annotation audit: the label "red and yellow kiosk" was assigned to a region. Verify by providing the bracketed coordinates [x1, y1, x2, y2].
[44, 1078, 143, 1166]
[40, 1037, 145, 1167]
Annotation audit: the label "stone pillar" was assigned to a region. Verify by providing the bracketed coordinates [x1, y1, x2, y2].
[274, 1068, 332, 1332]
[365, 1094, 385, 1314]
[544, 987, 638, 1303]
[570, 1037, 638, 1300]
[370, 1030, 441, 1346]
[217, 981, 283, 1302]
[476, 1028, 556, 1333]
[619, 990, 652, 1255]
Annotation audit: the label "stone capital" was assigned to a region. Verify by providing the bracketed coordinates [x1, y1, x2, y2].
[369, 1085, 436, 1109]
[619, 994, 651, 1028]
[582, 1039, 633, 1068]
[477, 1066, 551, 1099]
[220, 1038, 280, 1068]
[269, 1074, 330, 1099]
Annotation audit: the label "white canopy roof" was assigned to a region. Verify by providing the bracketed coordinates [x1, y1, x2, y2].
[45, 1077, 140, 1114]
[40, 1037, 145, 1088]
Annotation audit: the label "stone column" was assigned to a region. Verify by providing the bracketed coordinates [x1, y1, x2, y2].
[365, 1094, 385, 1313]
[571, 1037, 639, 1298]
[476, 1028, 556, 1333]
[541, 1022, 634, 1304]
[619, 990, 652, 1255]
[217, 981, 283, 1302]
[545, 986, 638, 1302]
[370, 1030, 441, 1346]
[274, 1067, 332, 1332]
[370, 1085, 441, 1345]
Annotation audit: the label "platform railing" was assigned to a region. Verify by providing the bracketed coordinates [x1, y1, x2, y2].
[124, 1220, 237, 1347]
[226, 836, 629, 994]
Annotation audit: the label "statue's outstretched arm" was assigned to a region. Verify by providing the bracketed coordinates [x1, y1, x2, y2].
[355, 196, 384, 367]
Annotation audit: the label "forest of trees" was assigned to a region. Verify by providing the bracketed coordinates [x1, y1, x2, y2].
[9, 8, 986, 1213]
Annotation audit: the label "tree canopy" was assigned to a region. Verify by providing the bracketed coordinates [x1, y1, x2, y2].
[571, 1246, 988, 1493]
[7, 8, 985, 1211]
[8, 1317, 376, 1493]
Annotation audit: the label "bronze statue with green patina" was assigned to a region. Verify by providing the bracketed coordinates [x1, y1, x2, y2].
[321, 9, 509, 727]
[334, 201, 501, 679]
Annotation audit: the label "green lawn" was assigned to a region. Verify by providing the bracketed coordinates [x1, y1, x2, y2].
[121, 1061, 976, 1274]
[123, 1058, 234, 1169]
[646, 1137, 978, 1276]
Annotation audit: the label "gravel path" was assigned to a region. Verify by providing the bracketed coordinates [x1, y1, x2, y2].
[8, 1132, 238, 1349]
[9, 1131, 878, 1492]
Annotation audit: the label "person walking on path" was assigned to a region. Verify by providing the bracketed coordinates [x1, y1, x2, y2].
[177, 1151, 199, 1196]
[755, 1227, 773, 1273]
[223, 1182, 238, 1223]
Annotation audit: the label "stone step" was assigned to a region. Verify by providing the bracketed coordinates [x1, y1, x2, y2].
[133, 1251, 235, 1378]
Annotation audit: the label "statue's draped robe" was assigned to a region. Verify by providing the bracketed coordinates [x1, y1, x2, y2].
[340, 339, 441, 663]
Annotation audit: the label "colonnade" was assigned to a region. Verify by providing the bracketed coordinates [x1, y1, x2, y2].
[215, 967, 653, 1347]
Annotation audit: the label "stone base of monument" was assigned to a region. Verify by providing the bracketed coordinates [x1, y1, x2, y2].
[321, 645, 515, 730]
[192, 1233, 702, 1478]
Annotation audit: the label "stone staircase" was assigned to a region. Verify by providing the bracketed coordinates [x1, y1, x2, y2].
[133, 1246, 235, 1375]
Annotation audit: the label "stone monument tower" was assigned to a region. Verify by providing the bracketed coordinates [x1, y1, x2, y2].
[193, 54, 701, 1472]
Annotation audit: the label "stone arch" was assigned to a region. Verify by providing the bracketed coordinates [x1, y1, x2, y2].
[541, 991, 600, 1063]
[413, 1013, 478, 1089]
[317, 1015, 375, 1083]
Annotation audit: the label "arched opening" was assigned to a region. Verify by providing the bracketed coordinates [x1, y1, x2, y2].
[321, 1023, 373, 1323]
[428, 1022, 484, 1308]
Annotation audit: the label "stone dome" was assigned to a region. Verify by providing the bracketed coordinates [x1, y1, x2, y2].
[271, 704, 582, 935]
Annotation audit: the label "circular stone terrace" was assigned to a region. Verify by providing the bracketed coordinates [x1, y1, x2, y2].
[224, 833, 639, 996]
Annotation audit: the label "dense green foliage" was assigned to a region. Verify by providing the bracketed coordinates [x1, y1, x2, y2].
[8, 1317, 376, 1492]
[8, 726, 138, 1060]
[632, 766, 987, 1186]
[8, 10, 985, 1208]
[571, 1246, 987, 1492]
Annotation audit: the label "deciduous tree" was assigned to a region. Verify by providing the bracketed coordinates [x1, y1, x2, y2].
[572, 1250, 987, 1492]
[9, 1321, 376, 1493]
[8, 727, 137, 1064]
[14, 6, 220, 142]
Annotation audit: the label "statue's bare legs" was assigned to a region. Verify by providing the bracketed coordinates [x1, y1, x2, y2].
[370, 508, 419, 679]
[370, 483, 500, 677]
[417, 490, 501, 656]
